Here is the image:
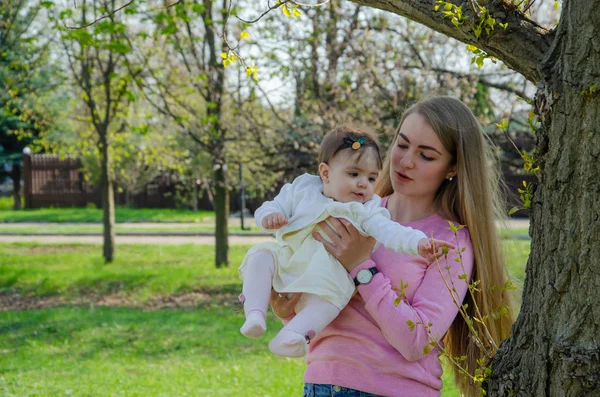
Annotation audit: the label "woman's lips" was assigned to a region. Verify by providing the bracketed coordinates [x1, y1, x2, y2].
[396, 172, 413, 182]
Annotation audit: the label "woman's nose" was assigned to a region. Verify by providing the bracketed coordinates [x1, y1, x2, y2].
[400, 153, 415, 169]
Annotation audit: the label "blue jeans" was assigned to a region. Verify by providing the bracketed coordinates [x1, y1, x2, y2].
[303, 383, 385, 397]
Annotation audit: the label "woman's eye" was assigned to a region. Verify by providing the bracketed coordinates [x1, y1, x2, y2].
[397, 144, 408, 149]
[421, 153, 434, 161]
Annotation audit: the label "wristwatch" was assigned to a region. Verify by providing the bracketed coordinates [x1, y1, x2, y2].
[354, 267, 379, 286]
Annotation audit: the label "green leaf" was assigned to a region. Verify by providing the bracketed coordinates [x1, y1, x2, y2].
[109, 41, 131, 54]
[406, 320, 415, 331]
[160, 23, 178, 36]
[191, 3, 205, 14]
[59, 9, 73, 19]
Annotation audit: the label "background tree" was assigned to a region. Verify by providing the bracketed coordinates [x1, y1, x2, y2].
[126, 0, 235, 267]
[55, 0, 143, 263]
[0, 0, 62, 209]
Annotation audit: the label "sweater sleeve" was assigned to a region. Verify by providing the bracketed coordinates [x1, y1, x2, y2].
[356, 230, 474, 361]
[362, 214, 427, 257]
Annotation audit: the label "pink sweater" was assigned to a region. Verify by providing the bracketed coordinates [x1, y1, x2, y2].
[303, 199, 474, 396]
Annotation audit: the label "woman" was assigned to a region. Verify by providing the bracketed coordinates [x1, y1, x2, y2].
[271, 96, 514, 397]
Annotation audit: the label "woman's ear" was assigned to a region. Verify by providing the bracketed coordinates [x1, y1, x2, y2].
[319, 162, 330, 183]
[446, 164, 457, 180]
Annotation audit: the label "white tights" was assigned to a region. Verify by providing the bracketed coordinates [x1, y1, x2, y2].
[240, 250, 340, 357]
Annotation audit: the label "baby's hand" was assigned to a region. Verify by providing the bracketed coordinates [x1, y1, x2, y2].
[261, 212, 288, 230]
[418, 238, 456, 262]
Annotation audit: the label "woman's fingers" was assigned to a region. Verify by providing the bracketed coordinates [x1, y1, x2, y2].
[328, 217, 352, 240]
[313, 230, 338, 255]
[269, 288, 301, 318]
[317, 219, 342, 244]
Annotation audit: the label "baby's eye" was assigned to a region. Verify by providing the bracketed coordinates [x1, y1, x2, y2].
[369, 177, 376, 183]
[349, 172, 358, 177]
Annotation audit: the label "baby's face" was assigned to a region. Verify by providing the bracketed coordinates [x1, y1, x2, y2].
[321, 148, 380, 203]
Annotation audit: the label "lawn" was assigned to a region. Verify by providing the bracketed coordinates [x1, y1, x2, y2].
[0, 240, 530, 396]
[0, 306, 305, 396]
[0, 197, 215, 223]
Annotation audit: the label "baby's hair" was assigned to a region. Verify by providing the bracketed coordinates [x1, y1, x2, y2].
[318, 126, 382, 169]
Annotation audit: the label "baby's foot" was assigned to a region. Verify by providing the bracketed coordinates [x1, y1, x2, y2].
[268, 329, 308, 357]
[240, 311, 266, 338]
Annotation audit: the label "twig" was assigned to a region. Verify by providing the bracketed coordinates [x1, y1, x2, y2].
[64, 0, 135, 29]
[236, 1, 291, 24]
[64, 0, 183, 29]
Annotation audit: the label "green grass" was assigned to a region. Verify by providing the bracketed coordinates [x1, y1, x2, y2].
[0, 243, 248, 300]
[0, 240, 531, 396]
[0, 241, 529, 302]
[0, 203, 215, 224]
[0, 306, 305, 396]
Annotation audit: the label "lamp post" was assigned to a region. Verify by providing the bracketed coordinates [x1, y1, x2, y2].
[239, 163, 248, 230]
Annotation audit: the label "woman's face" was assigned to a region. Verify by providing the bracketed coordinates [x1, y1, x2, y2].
[390, 113, 455, 202]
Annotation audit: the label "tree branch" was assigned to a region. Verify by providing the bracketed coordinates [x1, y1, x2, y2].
[350, 0, 554, 83]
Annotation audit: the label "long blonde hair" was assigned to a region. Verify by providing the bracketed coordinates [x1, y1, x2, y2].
[376, 96, 514, 396]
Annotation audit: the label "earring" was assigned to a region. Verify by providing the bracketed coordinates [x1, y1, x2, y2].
[448, 177, 454, 182]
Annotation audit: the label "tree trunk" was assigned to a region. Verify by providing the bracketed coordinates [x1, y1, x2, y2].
[11, 163, 21, 210]
[214, 160, 229, 268]
[100, 132, 116, 264]
[486, 1, 600, 395]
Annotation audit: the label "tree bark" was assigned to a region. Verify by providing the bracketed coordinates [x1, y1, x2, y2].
[11, 163, 21, 210]
[486, 1, 600, 395]
[100, 130, 115, 264]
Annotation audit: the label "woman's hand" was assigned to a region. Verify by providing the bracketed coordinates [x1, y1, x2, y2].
[269, 288, 302, 319]
[313, 217, 376, 273]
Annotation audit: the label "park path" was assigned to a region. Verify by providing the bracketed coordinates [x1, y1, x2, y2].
[0, 234, 273, 244]
[0, 219, 529, 245]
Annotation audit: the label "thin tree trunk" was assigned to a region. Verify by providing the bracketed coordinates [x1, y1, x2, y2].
[12, 163, 21, 210]
[486, 1, 600, 395]
[100, 130, 115, 263]
[214, 160, 229, 267]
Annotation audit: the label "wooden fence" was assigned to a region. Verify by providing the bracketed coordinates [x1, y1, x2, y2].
[22, 154, 179, 209]
[22, 154, 93, 208]
[21, 153, 536, 216]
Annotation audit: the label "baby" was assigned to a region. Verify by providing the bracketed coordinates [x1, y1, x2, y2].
[238, 126, 453, 357]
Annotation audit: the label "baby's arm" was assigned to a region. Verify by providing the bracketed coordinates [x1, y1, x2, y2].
[254, 179, 296, 232]
[362, 214, 427, 257]
[363, 214, 454, 259]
